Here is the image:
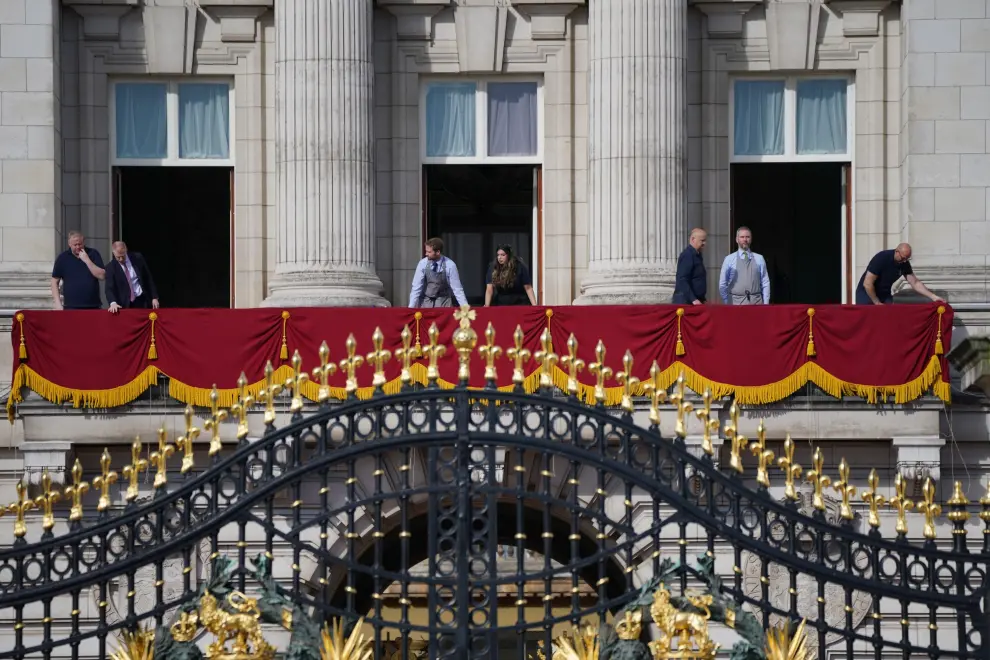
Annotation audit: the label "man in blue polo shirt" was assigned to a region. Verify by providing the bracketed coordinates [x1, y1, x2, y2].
[855, 243, 943, 305]
[51, 231, 106, 310]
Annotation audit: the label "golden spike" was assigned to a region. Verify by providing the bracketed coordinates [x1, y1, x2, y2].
[694, 389, 718, 457]
[506, 325, 531, 387]
[394, 327, 415, 386]
[889, 473, 914, 535]
[560, 333, 585, 397]
[534, 327, 558, 390]
[203, 386, 228, 457]
[320, 617, 373, 660]
[777, 435, 802, 501]
[92, 447, 118, 512]
[8, 479, 34, 538]
[261, 360, 282, 425]
[479, 322, 502, 383]
[832, 458, 856, 521]
[422, 323, 445, 384]
[122, 438, 149, 503]
[669, 373, 691, 437]
[452, 305, 478, 383]
[748, 421, 774, 488]
[33, 469, 60, 532]
[861, 468, 886, 530]
[64, 459, 89, 523]
[916, 476, 942, 540]
[643, 361, 667, 427]
[367, 327, 392, 389]
[230, 373, 253, 440]
[727, 403, 747, 474]
[615, 350, 640, 413]
[805, 447, 831, 511]
[339, 334, 365, 395]
[312, 341, 338, 401]
[150, 427, 174, 490]
[175, 405, 199, 474]
[283, 350, 309, 413]
[588, 340, 613, 405]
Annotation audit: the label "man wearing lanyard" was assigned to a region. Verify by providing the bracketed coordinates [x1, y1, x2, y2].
[408, 237, 468, 308]
[718, 226, 770, 305]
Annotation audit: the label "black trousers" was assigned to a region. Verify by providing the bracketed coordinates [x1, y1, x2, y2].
[128, 293, 153, 309]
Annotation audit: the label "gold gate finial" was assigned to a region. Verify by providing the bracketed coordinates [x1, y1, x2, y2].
[423, 323, 445, 385]
[205, 387, 228, 457]
[312, 341, 337, 401]
[151, 427, 174, 490]
[832, 458, 856, 521]
[176, 406, 200, 473]
[506, 325, 531, 387]
[92, 447, 118, 512]
[65, 459, 89, 523]
[889, 473, 914, 535]
[394, 328, 415, 387]
[916, 476, 941, 540]
[726, 404, 747, 475]
[339, 335, 364, 396]
[777, 436, 802, 501]
[231, 373, 253, 440]
[122, 438, 148, 503]
[805, 447, 831, 511]
[644, 361, 667, 427]
[534, 327, 558, 390]
[34, 469, 60, 532]
[616, 351, 640, 414]
[9, 479, 34, 538]
[561, 333, 585, 397]
[260, 361, 282, 425]
[452, 305, 478, 384]
[694, 390, 717, 456]
[367, 327, 392, 389]
[284, 350, 308, 413]
[588, 340, 613, 406]
[861, 468, 885, 529]
[479, 322, 502, 383]
[749, 421, 774, 488]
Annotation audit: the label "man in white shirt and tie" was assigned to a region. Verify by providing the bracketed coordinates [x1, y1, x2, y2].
[408, 237, 468, 308]
[718, 226, 770, 305]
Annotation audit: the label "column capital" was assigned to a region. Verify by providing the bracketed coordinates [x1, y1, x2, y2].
[22, 441, 73, 486]
[690, 0, 758, 38]
[892, 435, 944, 483]
[378, 1, 447, 41]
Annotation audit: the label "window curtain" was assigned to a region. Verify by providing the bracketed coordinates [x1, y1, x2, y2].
[115, 83, 167, 159]
[796, 79, 847, 155]
[179, 83, 230, 159]
[488, 82, 538, 157]
[733, 80, 784, 156]
[426, 83, 476, 157]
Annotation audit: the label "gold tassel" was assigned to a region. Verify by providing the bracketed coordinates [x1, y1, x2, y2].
[806, 308, 816, 357]
[280, 310, 290, 360]
[934, 305, 945, 355]
[544, 308, 554, 352]
[16, 313, 26, 360]
[675, 308, 686, 356]
[147, 312, 158, 361]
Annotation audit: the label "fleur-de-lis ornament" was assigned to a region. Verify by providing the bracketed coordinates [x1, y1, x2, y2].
[92, 447, 118, 512]
[615, 351, 640, 414]
[588, 340, 613, 406]
[506, 325, 531, 388]
[150, 427, 174, 490]
[122, 438, 148, 503]
[560, 334, 585, 397]
[534, 328, 558, 390]
[643, 361, 667, 427]
[260, 360, 282, 426]
[367, 327, 392, 390]
[748, 421, 774, 488]
[916, 476, 942, 540]
[175, 406, 199, 474]
[889, 472, 914, 536]
[861, 468, 886, 530]
[312, 341, 337, 401]
[284, 350, 309, 413]
[777, 436, 802, 502]
[832, 458, 856, 521]
[670, 374, 692, 438]
[394, 328, 415, 387]
[339, 334, 364, 396]
[694, 390, 718, 457]
[34, 468, 60, 533]
[64, 459, 89, 524]
[726, 404, 747, 474]
[478, 323, 502, 383]
[230, 373, 253, 440]
[8, 479, 34, 539]
[806, 447, 831, 511]
[204, 386, 228, 457]
[422, 323, 445, 385]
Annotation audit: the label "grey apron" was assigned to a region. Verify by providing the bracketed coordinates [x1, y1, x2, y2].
[422, 258, 454, 308]
[730, 253, 764, 305]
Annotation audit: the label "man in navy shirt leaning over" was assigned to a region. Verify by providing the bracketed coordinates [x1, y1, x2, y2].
[672, 228, 708, 305]
[51, 230, 106, 310]
[855, 242, 943, 305]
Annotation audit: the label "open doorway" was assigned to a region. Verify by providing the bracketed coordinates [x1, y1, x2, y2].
[731, 162, 848, 305]
[423, 165, 539, 306]
[114, 167, 233, 308]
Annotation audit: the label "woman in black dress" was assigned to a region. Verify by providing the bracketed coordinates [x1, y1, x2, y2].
[484, 244, 538, 306]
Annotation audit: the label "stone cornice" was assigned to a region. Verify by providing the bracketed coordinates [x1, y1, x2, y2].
[690, 0, 758, 38]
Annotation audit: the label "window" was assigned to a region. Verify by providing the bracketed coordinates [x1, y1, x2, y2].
[111, 80, 235, 166]
[730, 76, 853, 162]
[422, 79, 542, 163]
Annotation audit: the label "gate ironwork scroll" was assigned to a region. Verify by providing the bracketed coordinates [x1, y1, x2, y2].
[0, 306, 986, 660]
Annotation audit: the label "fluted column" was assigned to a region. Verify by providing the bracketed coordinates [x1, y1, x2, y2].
[576, 0, 688, 305]
[263, 0, 387, 308]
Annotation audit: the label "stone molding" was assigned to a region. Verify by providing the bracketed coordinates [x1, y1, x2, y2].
[948, 337, 990, 397]
[765, 0, 824, 70]
[378, 1, 447, 40]
[512, 1, 581, 40]
[892, 436, 944, 483]
[22, 441, 73, 486]
[69, 5, 134, 41]
[454, 3, 509, 72]
[827, 0, 891, 38]
[202, 5, 270, 42]
[690, 0, 758, 38]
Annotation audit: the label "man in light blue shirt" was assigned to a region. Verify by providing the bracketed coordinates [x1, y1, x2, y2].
[408, 237, 469, 308]
[718, 226, 770, 305]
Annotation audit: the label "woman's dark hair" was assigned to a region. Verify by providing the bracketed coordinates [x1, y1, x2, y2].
[490, 244, 518, 289]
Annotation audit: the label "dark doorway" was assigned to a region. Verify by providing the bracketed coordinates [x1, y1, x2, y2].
[731, 162, 846, 305]
[116, 167, 232, 308]
[424, 165, 537, 307]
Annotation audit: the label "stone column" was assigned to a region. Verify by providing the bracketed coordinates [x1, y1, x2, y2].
[263, 0, 387, 308]
[576, 0, 688, 305]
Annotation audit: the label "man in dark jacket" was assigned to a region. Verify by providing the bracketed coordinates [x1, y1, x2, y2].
[672, 228, 707, 305]
[105, 241, 159, 313]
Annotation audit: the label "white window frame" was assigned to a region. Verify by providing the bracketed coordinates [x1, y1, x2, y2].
[728, 75, 855, 164]
[109, 78, 236, 167]
[419, 76, 544, 165]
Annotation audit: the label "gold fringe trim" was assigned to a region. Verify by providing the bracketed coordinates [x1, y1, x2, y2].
[4, 355, 950, 422]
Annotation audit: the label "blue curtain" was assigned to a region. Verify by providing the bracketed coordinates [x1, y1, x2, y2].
[488, 82, 538, 156]
[733, 80, 784, 156]
[115, 83, 167, 159]
[426, 83, 476, 157]
[796, 79, 847, 155]
[179, 83, 230, 159]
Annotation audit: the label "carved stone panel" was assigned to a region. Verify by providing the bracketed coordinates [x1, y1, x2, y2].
[765, 0, 822, 70]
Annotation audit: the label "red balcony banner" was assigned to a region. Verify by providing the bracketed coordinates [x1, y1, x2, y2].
[6, 304, 951, 419]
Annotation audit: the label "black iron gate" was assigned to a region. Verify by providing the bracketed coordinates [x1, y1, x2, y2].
[0, 313, 987, 660]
